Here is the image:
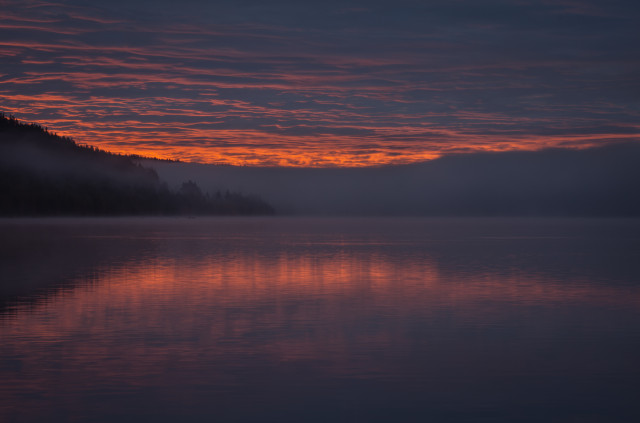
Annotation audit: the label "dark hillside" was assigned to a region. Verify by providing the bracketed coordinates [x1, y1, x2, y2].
[0, 114, 273, 216]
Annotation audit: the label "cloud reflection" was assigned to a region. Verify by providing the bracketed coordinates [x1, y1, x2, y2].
[2, 218, 640, 421]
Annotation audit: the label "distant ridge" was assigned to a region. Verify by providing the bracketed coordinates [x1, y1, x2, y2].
[0, 114, 273, 216]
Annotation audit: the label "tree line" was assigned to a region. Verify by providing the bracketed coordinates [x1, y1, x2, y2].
[0, 113, 274, 216]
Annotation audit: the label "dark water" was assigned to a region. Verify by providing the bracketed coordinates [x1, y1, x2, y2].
[1, 217, 640, 422]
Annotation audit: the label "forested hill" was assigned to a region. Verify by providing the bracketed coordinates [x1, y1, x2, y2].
[0, 114, 274, 216]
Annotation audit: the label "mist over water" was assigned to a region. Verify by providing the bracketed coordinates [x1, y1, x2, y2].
[146, 143, 640, 216]
[1, 217, 640, 422]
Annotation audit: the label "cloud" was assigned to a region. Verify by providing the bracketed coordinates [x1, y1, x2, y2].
[1, 0, 639, 166]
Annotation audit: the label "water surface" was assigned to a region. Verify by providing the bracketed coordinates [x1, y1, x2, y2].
[1, 217, 640, 422]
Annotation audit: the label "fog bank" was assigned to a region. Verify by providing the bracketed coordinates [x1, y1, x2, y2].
[143, 142, 640, 216]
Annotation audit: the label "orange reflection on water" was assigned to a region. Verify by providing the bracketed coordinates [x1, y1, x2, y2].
[3, 247, 639, 348]
[2, 229, 640, 422]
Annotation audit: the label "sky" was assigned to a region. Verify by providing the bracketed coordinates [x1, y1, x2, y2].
[1, 0, 639, 166]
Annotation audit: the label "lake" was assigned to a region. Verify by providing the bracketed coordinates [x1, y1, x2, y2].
[1, 217, 640, 422]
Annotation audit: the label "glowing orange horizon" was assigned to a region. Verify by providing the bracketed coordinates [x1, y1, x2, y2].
[26, 123, 640, 168]
[6, 109, 639, 168]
